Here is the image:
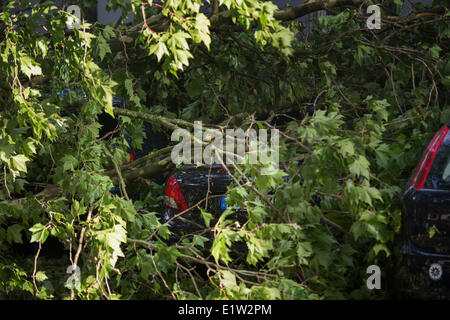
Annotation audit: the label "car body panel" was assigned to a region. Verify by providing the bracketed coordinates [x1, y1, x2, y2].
[163, 165, 238, 235]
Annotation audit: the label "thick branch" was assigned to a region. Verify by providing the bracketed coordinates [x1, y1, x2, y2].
[274, 0, 365, 21]
[9, 154, 172, 205]
[112, 107, 194, 131]
[10, 184, 61, 206]
[111, 0, 367, 47]
[117, 145, 173, 173]
[111, 156, 174, 184]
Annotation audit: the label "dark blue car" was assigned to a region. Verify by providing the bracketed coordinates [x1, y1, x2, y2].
[398, 122, 450, 296]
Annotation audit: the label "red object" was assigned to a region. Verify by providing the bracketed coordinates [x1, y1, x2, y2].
[218, 167, 235, 174]
[164, 175, 188, 211]
[129, 153, 135, 162]
[411, 126, 449, 190]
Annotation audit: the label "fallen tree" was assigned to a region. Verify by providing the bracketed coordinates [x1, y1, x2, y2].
[0, 0, 448, 300]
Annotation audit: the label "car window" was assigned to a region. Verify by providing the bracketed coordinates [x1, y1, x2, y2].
[425, 131, 450, 189]
[442, 158, 450, 182]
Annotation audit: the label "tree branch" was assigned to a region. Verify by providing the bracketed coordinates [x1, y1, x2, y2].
[274, 0, 365, 21]
[111, 0, 368, 47]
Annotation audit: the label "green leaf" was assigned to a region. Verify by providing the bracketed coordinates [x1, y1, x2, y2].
[256, 287, 281, 299]
[7, 224, 24, 244]
[142, 212, 161, 230]
[149, 40, 168, 62]
[350, 221, 366, 240]
[124, 79, 133, 98]
[220, 270, 236, 288]
[118, 199, 136, 222]
[106, 224, 127, 266]
[200, 208, 213, 227]
[36, 39, 47, 58]
[372, 244, 390, 257]
[97, 36, 111, 61]
[29, 223, 45, 243]
[337, 139, 355, 156]
[348, 155, 370, 178]
[171, 31, 191, 50]
[157, 223, 171, 240]
[61, 155, 79, 172]
[192, 13, 211, 49]
[429, 45, 442, 59]
[35, 271, 48, 282]
[11, 154, 29, 173]
[192, 235, 209, 248]
[296, 241, 313, 265]
[20, 56, 42, 78]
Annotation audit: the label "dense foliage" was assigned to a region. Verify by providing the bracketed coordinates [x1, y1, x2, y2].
[0, 0, 448, 299]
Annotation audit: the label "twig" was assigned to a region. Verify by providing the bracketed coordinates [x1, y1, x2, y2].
[149, 248, 177, 300]
[32, 213, 53, 295]
[3, 165, 12, 200]
[103, 145, 129, 201]
[70, 206, 93, 300]
[142, 4, 158, 35]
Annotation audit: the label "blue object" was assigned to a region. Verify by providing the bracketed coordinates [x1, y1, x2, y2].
[109, 186, 120, 194]
[219, 195, 228, 210]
